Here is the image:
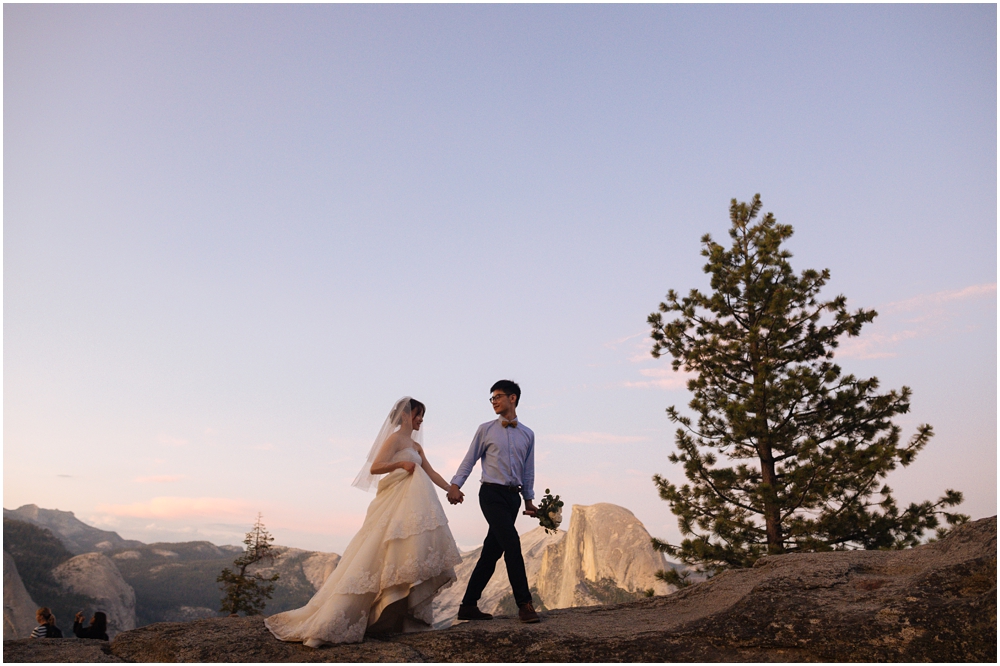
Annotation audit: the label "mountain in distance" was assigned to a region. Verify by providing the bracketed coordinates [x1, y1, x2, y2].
[2, 517, 131, 638]
[5, 501, 683, 637]
[2, 510, 343, 635]
[110, 542, 339, 626]
[4, 505, 144, 554]
[51, 551, 137, 637]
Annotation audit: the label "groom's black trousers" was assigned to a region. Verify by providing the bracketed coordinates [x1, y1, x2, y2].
[462, 484, 532, 608]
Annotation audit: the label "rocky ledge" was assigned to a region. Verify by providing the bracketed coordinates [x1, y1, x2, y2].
[5, 516, 995, 663]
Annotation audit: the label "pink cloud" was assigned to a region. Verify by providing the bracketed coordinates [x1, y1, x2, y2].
[261, 508, 368, 539]
[133, 475, 185, 484]
[838, 282, 995, 359]
[836, 329, 920, 360]
[885, 283, 996, 314]
[97, 497, 252, 520]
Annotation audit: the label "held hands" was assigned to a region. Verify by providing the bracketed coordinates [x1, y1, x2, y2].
[522, 499, 538, 518]
[447, 484, 465, 505]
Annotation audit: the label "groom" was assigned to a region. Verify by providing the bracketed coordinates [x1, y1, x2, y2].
[448, 380, 540, 624]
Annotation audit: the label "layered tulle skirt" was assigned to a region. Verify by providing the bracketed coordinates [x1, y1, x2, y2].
[265, 464, 462, 645]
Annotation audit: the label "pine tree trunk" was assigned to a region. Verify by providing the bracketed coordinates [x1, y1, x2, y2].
[751, 330, 784, 555]
[759, 447, 784, 554]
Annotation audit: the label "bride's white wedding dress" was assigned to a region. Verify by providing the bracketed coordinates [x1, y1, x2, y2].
[265, 447, 462, 646]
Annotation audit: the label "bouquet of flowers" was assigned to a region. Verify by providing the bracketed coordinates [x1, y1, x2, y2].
[535, 489, 564, 534]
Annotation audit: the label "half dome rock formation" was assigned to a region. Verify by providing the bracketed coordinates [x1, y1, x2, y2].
[537, 503, 672, 608]
[3, 551, 38, 639]
[432, 523, 564, 624]
[6, 516, 993, 663]
[433, 503, 674, 624]
[51, 552, 136, 637]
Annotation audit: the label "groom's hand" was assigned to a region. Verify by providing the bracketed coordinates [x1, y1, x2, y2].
[522, 500, 538, 517]
[447, 484, 464, 505]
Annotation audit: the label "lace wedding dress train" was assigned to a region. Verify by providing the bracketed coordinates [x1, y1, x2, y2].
[265, 448, 462, 646]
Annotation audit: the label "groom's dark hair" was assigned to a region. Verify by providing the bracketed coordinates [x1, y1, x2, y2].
[490, 379, 521, 406]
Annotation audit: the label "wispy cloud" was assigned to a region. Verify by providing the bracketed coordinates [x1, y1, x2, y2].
[838, 283, 995, 359]
[97, 497, 252, 520]
[133, 475, 186, 484]
[624, 367, 695, 390]
[157, 434, 189, 447]
[885, 283, 996, 315]
[836, 330, 920, 360]
[604, 331, 646, 349]
[548, 432, 650, 445]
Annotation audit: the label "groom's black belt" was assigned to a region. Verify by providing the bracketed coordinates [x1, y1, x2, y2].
[482, 482, 521, 492]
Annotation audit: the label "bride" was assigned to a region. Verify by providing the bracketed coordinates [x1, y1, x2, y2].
[265, 397, 463, 646]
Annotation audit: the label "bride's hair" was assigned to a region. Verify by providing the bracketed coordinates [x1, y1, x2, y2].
[392, 398, 425, 422]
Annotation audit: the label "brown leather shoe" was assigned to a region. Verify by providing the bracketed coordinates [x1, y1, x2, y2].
[518, 602, 540, 623]
[457, 604, 493, 621]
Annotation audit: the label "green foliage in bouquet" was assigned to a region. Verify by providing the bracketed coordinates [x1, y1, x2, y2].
[536, 489, 564, 535]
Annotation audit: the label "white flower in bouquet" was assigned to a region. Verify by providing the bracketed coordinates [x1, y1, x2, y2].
[536, 489, 564, 534]
[547, 506, 563, 529]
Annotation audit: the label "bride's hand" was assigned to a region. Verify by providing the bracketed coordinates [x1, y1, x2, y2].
[399, 461, 416, 474]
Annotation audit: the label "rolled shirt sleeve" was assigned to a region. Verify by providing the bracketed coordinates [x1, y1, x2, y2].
[520, 432, 535, 501]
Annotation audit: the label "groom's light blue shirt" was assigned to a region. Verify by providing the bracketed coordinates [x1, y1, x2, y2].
[451, 418, 535, 501]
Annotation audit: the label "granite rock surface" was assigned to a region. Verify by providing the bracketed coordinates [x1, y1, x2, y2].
[5, 515, 994, 663]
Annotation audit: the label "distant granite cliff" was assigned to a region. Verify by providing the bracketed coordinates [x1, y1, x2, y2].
[3, 551, 38, 639]
[6, 516, 994, 663]
[51, 553, 137, 638]
[536, 503, 675, 608]
[4, 505, 143, 554]
[433, 503, 678, 624]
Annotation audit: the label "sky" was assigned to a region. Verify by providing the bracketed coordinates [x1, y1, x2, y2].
[4, 4, 996, 554]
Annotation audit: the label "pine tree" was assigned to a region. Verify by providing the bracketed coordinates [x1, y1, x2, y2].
[647, 195, 967, 581]
[218, 514, 280, 616]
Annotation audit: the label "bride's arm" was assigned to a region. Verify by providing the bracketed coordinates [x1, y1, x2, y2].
[416, 445, 451, 492]
[369, 434, 414, 475]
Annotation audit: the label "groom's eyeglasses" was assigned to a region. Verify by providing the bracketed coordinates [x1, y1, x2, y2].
[489, 394, 508, 403]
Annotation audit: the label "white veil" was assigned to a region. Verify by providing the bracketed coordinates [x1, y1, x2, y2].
[352, 396, 423, 492]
